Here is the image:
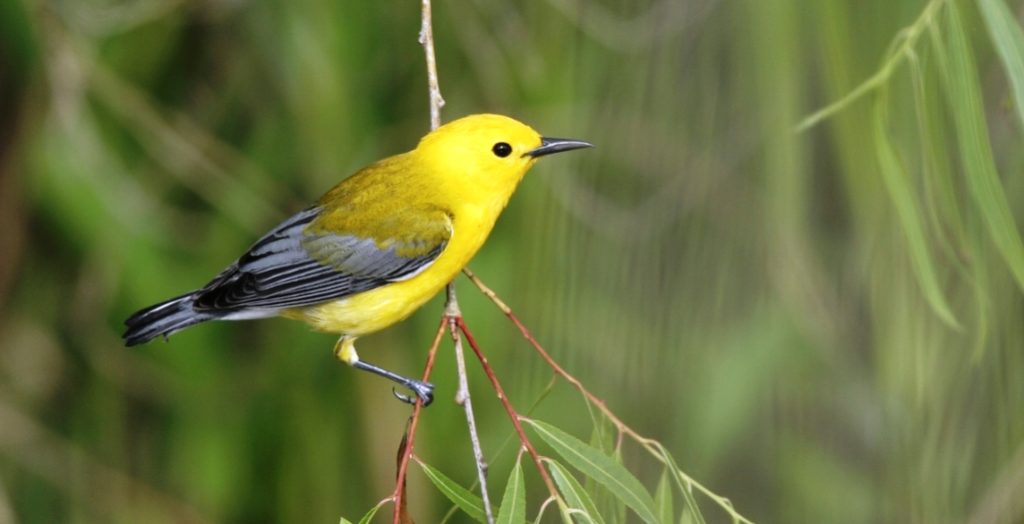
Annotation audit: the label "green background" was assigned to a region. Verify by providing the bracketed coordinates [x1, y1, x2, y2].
[1, 0, 1023, 522]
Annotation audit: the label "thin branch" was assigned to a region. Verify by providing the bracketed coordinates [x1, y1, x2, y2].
[391, 317, 446, 524]
[450, 321, 495, 524]
[457, 317, 561, 500]
[413, 2, 495, 522]
[419, 0, 446, 131]
[794, 0, 947, 133]
[463, 268, 754, 524]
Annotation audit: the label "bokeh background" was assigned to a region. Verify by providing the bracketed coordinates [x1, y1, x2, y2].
[2, 0, 1024, 522]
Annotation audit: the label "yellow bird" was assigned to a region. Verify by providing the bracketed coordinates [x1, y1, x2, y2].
[124, 114, 591, 405]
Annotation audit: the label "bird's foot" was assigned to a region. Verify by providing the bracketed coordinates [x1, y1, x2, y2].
[392, 380, 435, 407]
[350, 359, 435, 407]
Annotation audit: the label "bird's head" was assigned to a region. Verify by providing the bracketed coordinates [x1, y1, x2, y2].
[415, 114, 591, 202]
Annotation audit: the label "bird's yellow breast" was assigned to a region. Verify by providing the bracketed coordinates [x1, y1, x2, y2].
[281, 204, 493, 335]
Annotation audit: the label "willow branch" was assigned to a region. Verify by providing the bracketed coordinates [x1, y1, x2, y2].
[463, 268, 754, 523]
[794, 0, 946, 132]
[450, 321, 495, 524]
[391, 317, 445, 524]
[419, 0, 445, 131]
[417, 1, 495, 522]
[457, 317, 561, 501]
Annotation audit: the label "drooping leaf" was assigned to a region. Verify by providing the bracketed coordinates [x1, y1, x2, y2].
[355, 501, 385, 524]
[658, 452, 706, 524]
[608, 448, 629, 524]
[873, 90, 960, 329]
[978, 0, 1024, 129]
[418, 461, 486, 523]
[945, 1, 1024, 294]
[547, 459, 605, 524]
[655, 469, 674, 524]
[586, 423, 622, 523]
[525, 419, 657, 524]
[496, 456, 527, 524]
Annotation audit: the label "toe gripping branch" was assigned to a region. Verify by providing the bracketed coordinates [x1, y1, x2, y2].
[354, 360, 436, 406]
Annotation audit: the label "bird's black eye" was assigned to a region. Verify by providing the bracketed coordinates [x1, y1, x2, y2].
[492, 142, 512, 158]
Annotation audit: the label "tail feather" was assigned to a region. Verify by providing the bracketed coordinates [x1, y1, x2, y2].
[123, 293, 214, 346]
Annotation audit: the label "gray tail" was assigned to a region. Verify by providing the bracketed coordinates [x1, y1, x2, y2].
[123, 293, 214, 346]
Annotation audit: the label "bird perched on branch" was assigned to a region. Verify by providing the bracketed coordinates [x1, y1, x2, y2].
[123, 114, 591, 406]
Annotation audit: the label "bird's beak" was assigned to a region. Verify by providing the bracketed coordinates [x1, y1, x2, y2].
[525, 137, 593, 158]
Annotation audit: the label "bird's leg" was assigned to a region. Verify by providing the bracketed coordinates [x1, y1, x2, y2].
[334, 336, 435, 406]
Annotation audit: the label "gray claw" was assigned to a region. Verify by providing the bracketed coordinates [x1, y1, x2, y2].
[392, 381, 435, 407]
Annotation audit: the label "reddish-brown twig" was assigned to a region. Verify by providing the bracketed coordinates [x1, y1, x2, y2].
[391, 316, 446, 524]
[456, 317, 560, 499]
[464, 268, 755, 524]
[462, 269, 644, 442]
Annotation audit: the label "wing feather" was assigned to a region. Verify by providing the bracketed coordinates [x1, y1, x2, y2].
[193, 206, 450, 311]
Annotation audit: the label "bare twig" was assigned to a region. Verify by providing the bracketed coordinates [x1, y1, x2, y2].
[396, 2, 495, 523]
[463, 268, 754, 524]
[450, 321, 496, 524]
[421, 0, 494, 519]
[391, 317, 446, 524]
[418, 0, 445, 130]
[794, 0, 947, 132]
[457, 317, 560, 500]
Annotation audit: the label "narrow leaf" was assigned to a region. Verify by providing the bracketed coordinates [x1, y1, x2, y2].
[356, 502, 383, 524]
[654, 469, 674, 524]
[978, 0, 1024, 129]
[945, 1, 1024, 294]
[496, 456, 527, 524]
[417, 461, 486, 523]
[908, 47, 968, 262]
[873, 92, 960, 329]
[609, 448, 628, 524]
[547, 459, 605, 524]
[525, 419, 658, 524]
[660, 453, 706, 524]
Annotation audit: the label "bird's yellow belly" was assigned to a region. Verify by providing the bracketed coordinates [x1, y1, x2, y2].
[281, 207, 491, 335]
[285, 279, 441, 335]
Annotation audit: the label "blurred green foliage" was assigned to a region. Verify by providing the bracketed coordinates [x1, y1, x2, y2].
[2, 0, 1024, 522]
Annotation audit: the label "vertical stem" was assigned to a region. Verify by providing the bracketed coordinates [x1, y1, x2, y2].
[392, 318, 446, 524]
[420, 0, 457, 318]
[419, 1, 494, 522]
[419, 0, 445, 131]
[450, 323, 495, 524]
[457, 318, 561, 500]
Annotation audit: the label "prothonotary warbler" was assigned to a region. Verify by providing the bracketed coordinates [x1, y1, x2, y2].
[123, 114, 591, 405]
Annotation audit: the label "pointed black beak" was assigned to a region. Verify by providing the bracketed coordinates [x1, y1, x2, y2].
[525, 137, 593, 158]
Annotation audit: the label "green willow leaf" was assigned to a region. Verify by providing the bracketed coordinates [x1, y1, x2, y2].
[609, 448, 629, 524]
[654, 469, 674, 524]
[873, 92, 960, 329]
[356, 502, 383, 524]
[978, 0, 1024, 129]
[417, 461, 486, 523]
[525, 419, 657, 524]
[496, 456, 526, 524]
[908, 48, 968, 264]
[945, 1, 1024, 293]
[547, 459, 605, 524]
[586, 423, 622, 523]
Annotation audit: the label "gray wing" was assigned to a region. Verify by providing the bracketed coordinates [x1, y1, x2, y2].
[193, 207, 448, 311]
